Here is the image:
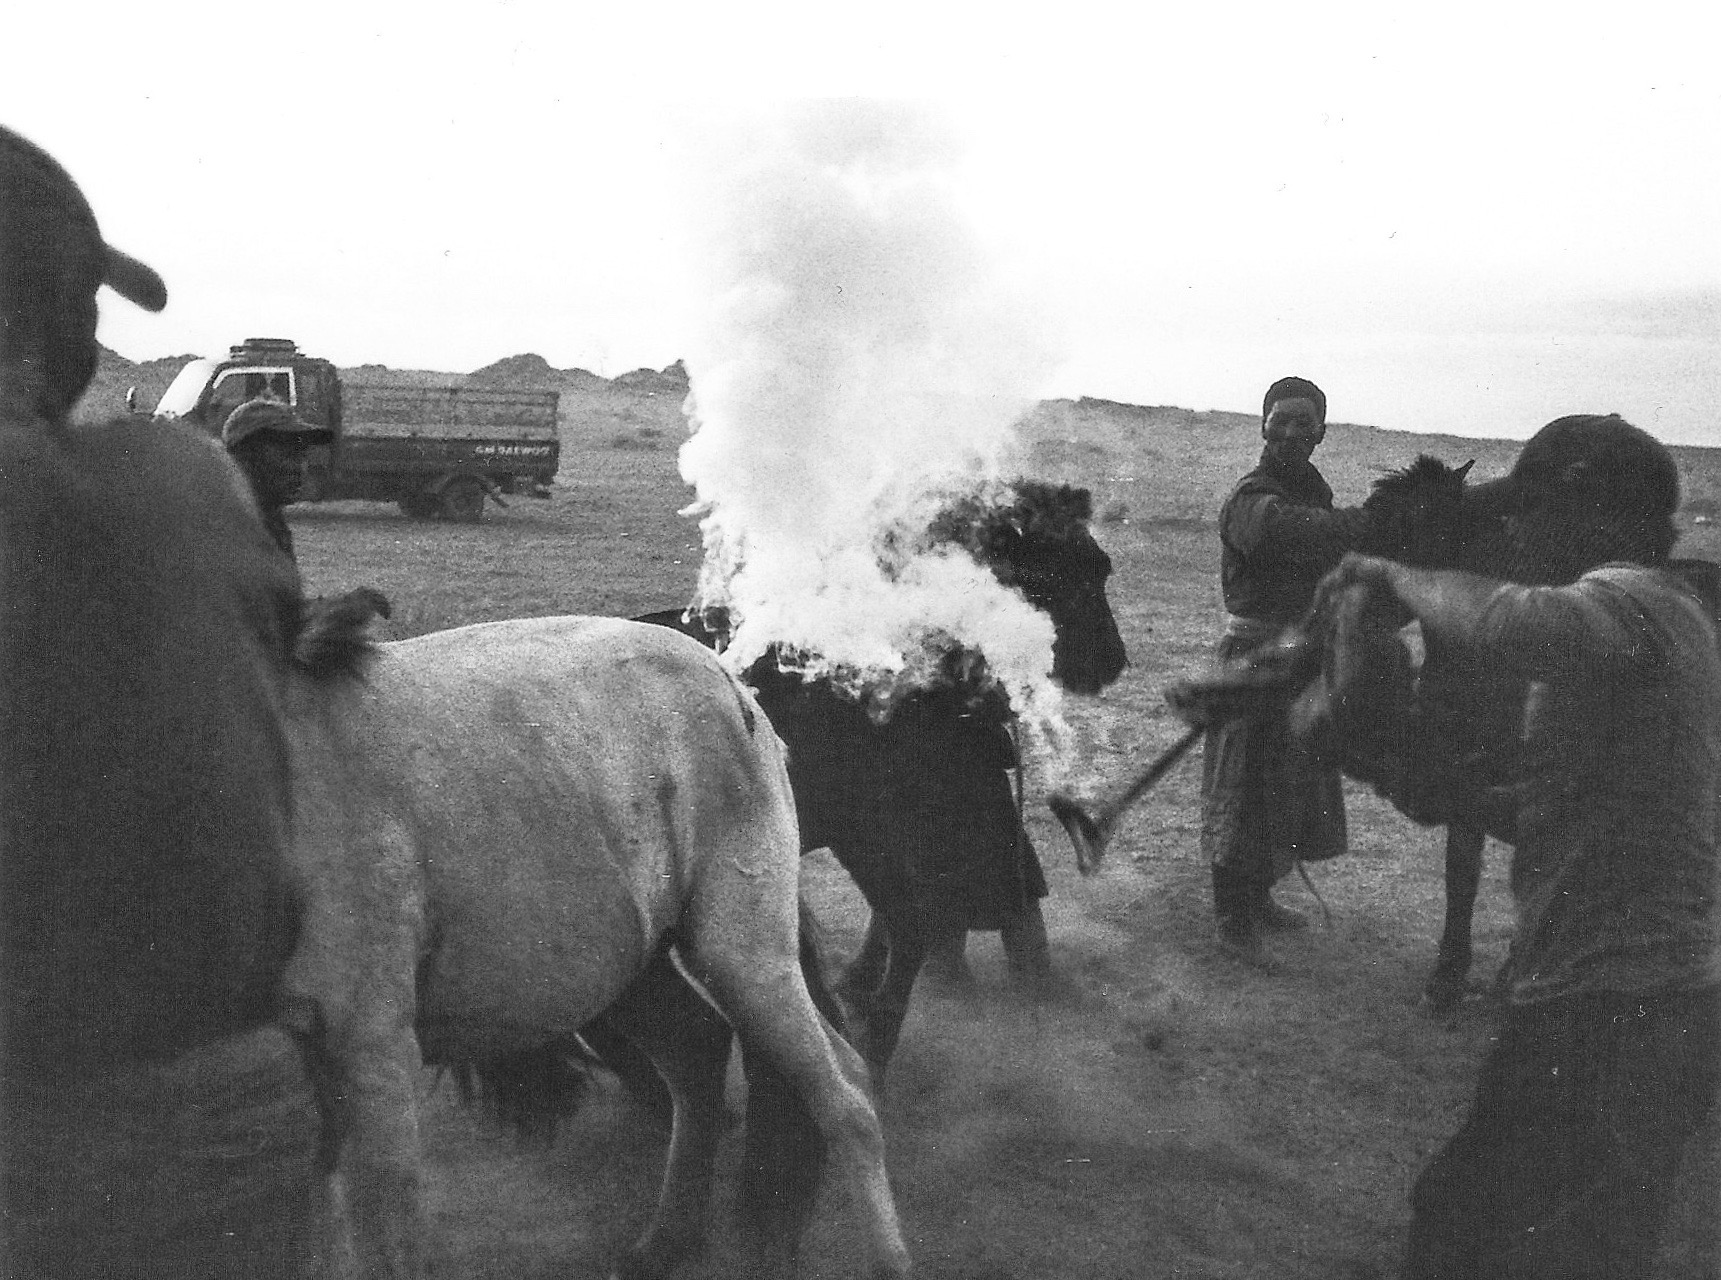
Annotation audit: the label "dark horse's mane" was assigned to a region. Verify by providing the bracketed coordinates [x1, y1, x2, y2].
[1358, 454, 1476, 567]
[927, 479, 1096, 563]
[909, 479, 1108, 702]
[1363, 454, 1468, 509]
[715, 476, 1116, 710]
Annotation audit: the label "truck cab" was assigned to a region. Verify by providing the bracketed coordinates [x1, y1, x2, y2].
[153, 338, 342, 436]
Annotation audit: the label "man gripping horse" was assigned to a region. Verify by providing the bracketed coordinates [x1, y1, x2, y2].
[1319, 413, 1721, 1279]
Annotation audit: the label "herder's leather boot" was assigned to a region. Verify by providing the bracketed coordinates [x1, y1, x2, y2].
[1212, 864, 1270, 967]
[1253, 884, 1310, 933]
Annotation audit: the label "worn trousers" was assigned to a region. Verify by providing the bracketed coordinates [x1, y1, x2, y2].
[1405, 984, 1721, 1279]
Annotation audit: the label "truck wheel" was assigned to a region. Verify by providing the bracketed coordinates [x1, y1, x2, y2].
[400, 492, 438, 520]
[441, 477, 486, 523]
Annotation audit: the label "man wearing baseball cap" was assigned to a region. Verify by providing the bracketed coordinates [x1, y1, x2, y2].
[222, 397, 332, 561]
[1320, 413, 1721, 1277]
[3, 124, 327, 1278]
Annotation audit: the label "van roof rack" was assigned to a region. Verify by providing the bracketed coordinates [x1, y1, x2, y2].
[230, 337, 300, 358]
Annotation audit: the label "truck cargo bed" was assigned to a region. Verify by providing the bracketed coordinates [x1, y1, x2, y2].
[342, 384, 559, 438]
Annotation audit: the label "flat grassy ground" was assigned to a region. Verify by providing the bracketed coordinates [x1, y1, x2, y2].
[289, 395, 1721, 1280]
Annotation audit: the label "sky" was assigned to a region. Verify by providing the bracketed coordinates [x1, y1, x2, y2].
[8, 1, 1719, 443]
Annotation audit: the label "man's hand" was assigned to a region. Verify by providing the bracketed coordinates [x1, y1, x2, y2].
[1313, 553, 1414, 630]
[1319, 551, 1396, 596]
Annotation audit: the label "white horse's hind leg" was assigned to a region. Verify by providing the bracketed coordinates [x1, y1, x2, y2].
[687, 920, 911, 1279]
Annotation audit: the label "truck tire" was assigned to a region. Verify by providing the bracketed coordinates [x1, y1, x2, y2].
[400, 491, 438, 520]
[441, 477, 486, 523]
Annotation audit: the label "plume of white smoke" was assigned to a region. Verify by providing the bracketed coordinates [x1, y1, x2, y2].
[678, 102, 1068, 730]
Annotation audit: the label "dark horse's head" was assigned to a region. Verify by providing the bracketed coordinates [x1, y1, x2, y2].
[929, 480, 1129, 695]
[1, 415, 310, 1073]
[1360, 453, 1553, 583]
[1359, 455, 1476, 567]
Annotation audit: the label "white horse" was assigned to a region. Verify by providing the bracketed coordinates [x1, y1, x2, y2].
[282, 609, 911, 1279]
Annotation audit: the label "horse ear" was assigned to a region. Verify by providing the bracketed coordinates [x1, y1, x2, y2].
[1455, 459, 1475, 480]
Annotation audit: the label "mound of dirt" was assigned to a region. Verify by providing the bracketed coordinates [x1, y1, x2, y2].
[609, 361, 689, 398]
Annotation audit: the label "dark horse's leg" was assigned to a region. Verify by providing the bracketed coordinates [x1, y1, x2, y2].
[924, 906, 1053, 996]
[928, 822, 1052, 995]
[601, 951, 735, 1280]
[999, 831, 1055, 990]
[826, 841, 929, 1080]
[842, 913, 892, 998]
[920, 921, 980, 993]
[1425, 823, 1486, 1013]
[999, 898, 1054, 988]
[842, 915, 931, 1079]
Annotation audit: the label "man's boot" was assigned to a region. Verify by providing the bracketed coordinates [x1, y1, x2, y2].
[1212, 863, 1270, 967]
[1253, 880, 1309, 933]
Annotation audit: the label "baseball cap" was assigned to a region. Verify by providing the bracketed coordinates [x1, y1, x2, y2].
[222, 399, 332, 448]
[2, 124, 168, 419]
[1469, 414, 1679, 524]
[1, 124, 167, 313]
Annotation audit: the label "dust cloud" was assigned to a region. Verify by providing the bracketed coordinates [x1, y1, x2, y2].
[676, 101, 1069, 730]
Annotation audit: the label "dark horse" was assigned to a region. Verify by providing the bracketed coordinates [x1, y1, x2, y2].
[1348, 455, 1527, 1010]
[1169, 456, 1523, 1011]
[1338, 455, 1721, 1010]
[642, 479, 1128, 1072]
[1, 415, 327, 1277]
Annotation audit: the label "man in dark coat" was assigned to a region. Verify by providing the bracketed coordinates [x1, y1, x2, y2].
[222, 398, 331, 562]
[1321, 414, 1721, 1278]
[1200, 376, 1368, 963]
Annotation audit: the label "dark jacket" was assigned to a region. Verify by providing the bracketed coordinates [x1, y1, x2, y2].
[258, 505, 294, 563]
[1218, 449, 1366, 623]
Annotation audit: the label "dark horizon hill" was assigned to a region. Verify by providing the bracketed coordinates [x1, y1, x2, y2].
[77, 346, 1721, 523]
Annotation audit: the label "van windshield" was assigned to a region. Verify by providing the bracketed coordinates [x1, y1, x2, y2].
[153, 359, 217, 419]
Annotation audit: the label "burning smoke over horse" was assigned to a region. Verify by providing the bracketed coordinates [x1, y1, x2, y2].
[677, 102, 1068, 731]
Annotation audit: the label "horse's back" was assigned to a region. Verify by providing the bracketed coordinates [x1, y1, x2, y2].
[377, 615, 780, 793]
[354, 615, 797, 1055]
